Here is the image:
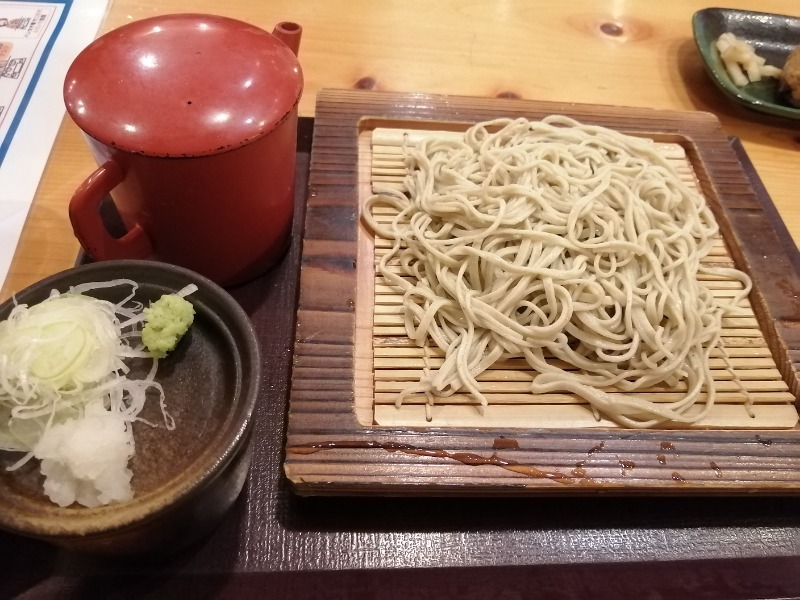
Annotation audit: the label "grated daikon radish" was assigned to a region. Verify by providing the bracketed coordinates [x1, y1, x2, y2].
[35, 400, 135, 508]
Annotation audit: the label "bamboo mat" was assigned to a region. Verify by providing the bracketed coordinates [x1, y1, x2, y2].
[358, 126, 798, 430]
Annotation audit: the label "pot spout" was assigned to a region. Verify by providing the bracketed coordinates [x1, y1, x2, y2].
[272, 22, 302, 56]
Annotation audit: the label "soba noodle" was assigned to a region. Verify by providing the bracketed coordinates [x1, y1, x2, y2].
[361, 116, 752, 428]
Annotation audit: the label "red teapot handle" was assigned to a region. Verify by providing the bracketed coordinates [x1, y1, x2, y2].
[68, 160, 153, 261]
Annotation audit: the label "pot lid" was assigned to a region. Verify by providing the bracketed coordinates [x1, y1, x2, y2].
[64, 14, 303, 157]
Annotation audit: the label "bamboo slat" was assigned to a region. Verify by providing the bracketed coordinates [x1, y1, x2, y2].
[373, 403, 799, 429]
[364, 126, 797, 429]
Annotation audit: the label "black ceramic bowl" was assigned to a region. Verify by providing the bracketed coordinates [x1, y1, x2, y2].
[0, 260, 260, 557]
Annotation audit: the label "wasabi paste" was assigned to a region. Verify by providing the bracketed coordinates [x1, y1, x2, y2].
[142, 289, 196, 358]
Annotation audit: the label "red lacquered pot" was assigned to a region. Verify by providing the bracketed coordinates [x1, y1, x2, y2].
[64, 14, 303, 286]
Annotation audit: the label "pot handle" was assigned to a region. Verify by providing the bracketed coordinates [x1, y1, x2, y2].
[68, 160, 153, 261]
[272, 22, 302, 56]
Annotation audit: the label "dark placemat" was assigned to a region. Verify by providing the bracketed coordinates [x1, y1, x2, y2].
[4, 115, 800, 600]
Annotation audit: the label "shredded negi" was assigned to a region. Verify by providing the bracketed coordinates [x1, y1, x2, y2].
[0, 279, 195, 507]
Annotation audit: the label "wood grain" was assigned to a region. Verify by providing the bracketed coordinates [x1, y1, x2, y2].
[285, 89, 800, 496]
[4, 0, 800, 304]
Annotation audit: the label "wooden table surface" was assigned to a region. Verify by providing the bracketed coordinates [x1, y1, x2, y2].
[1, 0, 799, 301]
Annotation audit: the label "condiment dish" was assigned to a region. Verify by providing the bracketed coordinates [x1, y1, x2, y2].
[0, 260, 260, 557]
[693, 7, 800, 119]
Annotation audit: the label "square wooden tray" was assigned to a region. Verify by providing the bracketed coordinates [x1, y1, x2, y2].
[285, 89, 800, 495]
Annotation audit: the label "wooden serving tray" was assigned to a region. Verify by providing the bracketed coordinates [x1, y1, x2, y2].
[285, 89, 800, 495]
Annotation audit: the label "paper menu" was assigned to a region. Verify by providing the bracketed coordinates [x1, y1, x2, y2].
[0, 0, 107, 291]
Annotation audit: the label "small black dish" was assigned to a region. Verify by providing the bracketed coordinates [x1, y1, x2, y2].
[693, 7, 800, 119]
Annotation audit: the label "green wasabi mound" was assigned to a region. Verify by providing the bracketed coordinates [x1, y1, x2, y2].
[142, 293, 195, 358]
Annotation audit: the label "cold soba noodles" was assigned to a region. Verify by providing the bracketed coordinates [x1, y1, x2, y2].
[361, 116, 752, 428]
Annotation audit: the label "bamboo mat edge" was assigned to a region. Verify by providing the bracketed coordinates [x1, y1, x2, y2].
[357, 124, 798, 430]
